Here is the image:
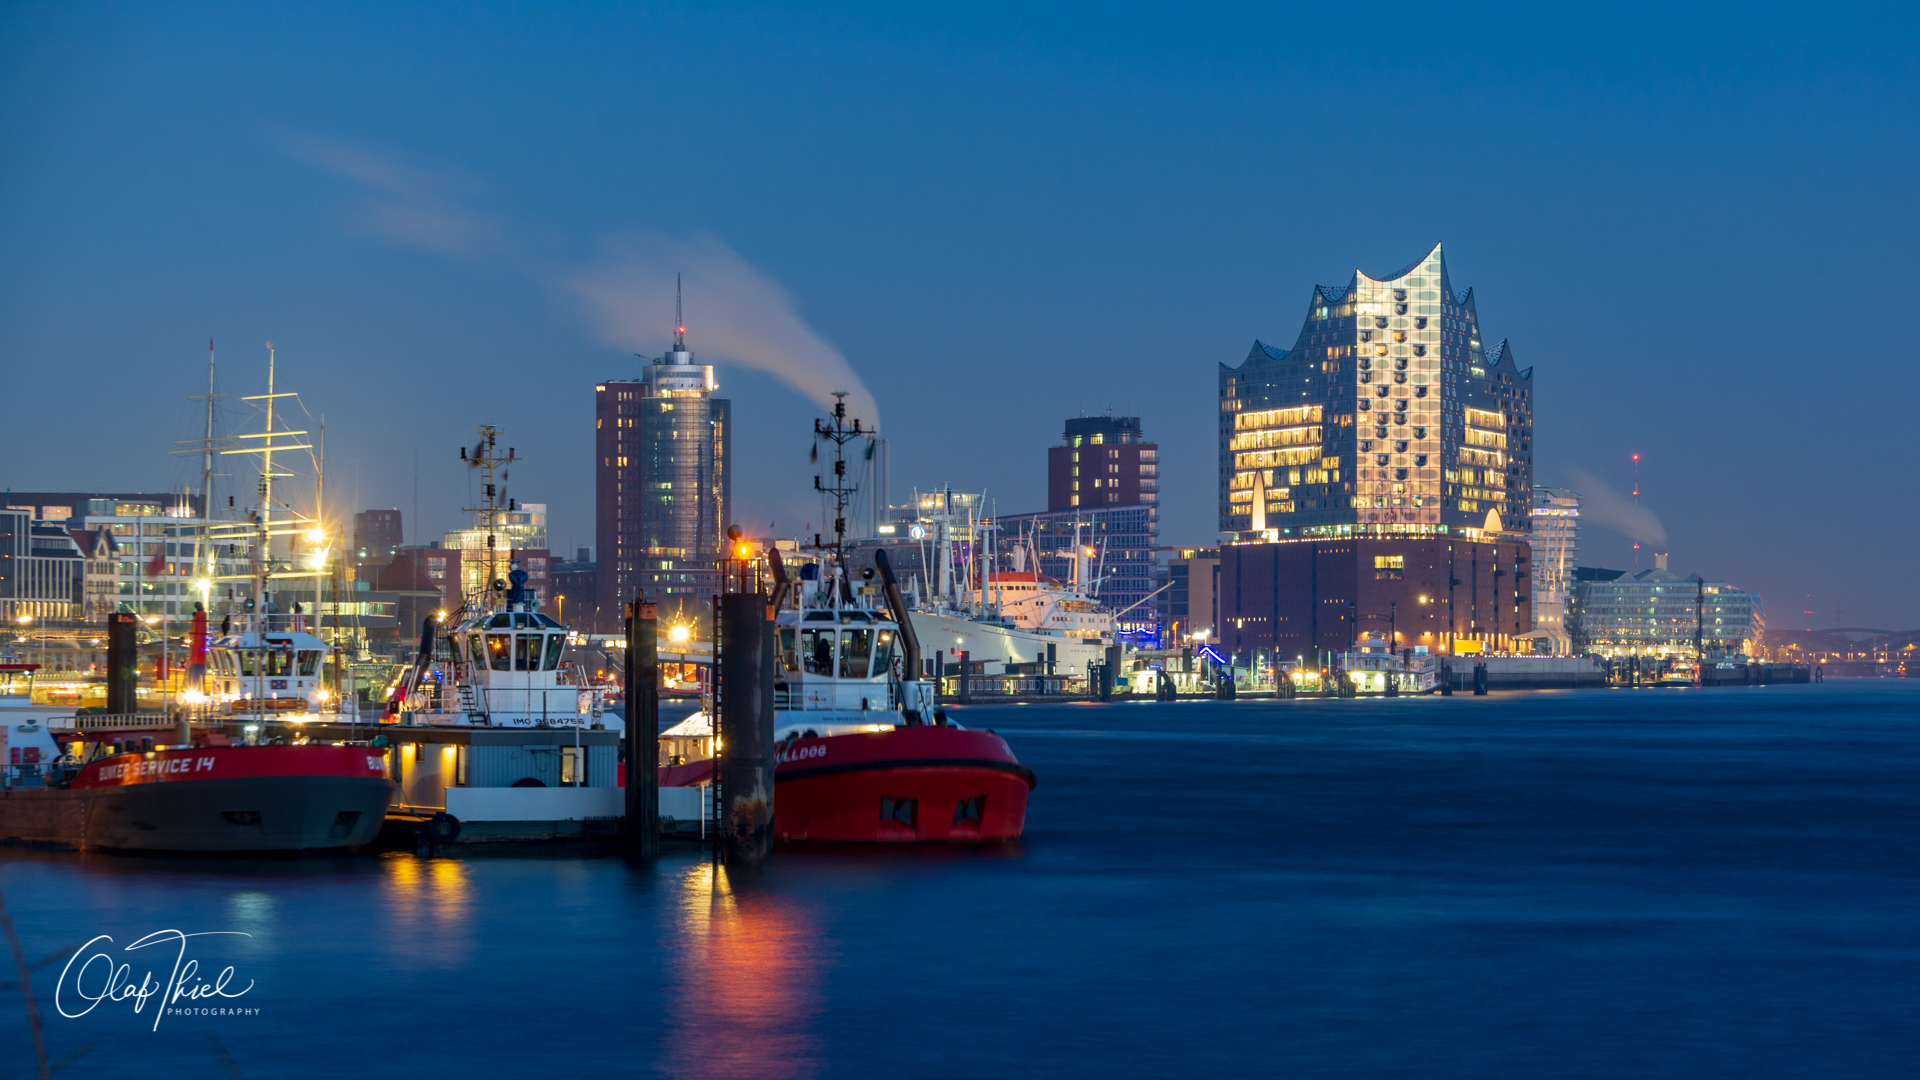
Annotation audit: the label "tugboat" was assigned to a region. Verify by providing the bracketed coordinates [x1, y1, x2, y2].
[745, 396, 1038, 842]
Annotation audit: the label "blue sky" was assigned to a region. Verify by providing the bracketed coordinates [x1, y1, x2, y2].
[3, 3, 1916, 627]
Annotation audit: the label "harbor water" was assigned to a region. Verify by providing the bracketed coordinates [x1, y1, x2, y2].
[4, 682, 1916, 1078]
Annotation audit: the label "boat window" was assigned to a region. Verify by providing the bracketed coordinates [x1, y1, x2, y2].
[801, 629, 834, 675]
[237, 652, 256, 676]
[267, 650, 294, 676]
[802, 611, 836, 622]
[490, 614, 513, 628]
[543, 634, 567, 671]
[872, 631, 895, 678]
[778, 628, 799, 673]
[536, 614, 561, 628]
[297, 650, 321, 676]
[839, 629, 873, 679]
[487, 633, 511, 671]
[515, 633, 542, 672]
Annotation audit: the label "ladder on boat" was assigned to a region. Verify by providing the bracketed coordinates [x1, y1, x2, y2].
[455, 665, 485, 719]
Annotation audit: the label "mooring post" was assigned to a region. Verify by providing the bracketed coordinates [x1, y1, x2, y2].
[106, 612, 137, 716]
[718, 593, 775, 864]
[624, 599, 659, 858]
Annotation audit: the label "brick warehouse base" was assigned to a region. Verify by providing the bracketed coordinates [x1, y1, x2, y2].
[1219, 536, 1533, 664]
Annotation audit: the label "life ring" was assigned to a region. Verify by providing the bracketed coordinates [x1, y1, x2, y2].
[426, 811, 462, 845]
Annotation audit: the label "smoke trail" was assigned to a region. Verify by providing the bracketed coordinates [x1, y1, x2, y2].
[1566, 467, 1668, 546]
[274, 132, 495, 256]
[567, 233, 880, 430]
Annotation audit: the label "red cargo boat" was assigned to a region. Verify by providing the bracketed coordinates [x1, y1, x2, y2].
[3, 743, 392, 853]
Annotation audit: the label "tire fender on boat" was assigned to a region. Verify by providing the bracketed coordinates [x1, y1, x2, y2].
[426, 811, 462, 845]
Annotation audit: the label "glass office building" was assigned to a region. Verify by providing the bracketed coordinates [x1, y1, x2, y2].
[1569, 558, 1764, 658]
[1219, 243, 1534, 541]
[595, 327, 731, 631]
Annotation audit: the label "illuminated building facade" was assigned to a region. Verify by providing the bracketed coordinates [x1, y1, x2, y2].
[1219, 242, 1533, 541]
[1048, 415, 1158, 510]
[1219, 536, 1533, 664]
[1163, 546, 1219, 644]
[594, 323, 731, 632]
[1215, 244, 1542, 657]
[1528, 488, 1580, 652]
[1567, 554, 1763, 658]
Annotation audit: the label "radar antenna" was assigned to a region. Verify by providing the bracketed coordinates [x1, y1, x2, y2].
[811, 392, 871, 570]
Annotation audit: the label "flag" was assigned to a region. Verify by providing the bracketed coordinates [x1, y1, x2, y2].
[146, 549, 165, 577]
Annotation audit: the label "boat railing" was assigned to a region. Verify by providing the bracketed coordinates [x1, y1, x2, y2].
[56, 712, 177, 731]
[463, 685, 597, 724]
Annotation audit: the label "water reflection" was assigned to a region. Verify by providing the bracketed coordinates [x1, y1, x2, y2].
[378, 856, 474, 970]
[660, 859, 829, 1079]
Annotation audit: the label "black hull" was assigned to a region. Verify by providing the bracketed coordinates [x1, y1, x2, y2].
[0, 776, 393, 853]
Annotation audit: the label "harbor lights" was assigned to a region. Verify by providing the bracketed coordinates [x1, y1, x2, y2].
[669, 623, 693, 645]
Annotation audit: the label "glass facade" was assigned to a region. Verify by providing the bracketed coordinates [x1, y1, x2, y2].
[595, 333, 731, 629]
[1569, 568, 1764, 658]
[1219, 243, 1534, 542]
[1528, 487, 1580, 650]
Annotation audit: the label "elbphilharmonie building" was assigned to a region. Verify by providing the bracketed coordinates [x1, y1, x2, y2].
[1219, 242, 1533, 541]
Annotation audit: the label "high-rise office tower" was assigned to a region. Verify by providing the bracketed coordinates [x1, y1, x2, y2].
[1219, 242, 1533, 541]
[594, 290, 731, 631]
[1528, 487, 1580, 652]
[1048, 415, 1158, 510]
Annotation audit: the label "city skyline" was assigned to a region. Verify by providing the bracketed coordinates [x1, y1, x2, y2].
[3, 6, 1917, 627]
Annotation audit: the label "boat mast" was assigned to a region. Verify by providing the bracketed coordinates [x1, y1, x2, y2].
[462, 425, 512, 612]
[811, 393, 868, 597]
[174, 338, 227, 605]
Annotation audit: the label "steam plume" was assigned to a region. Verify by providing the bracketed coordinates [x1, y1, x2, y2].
[274, 132, 494, 256]
[1566, 468, 1668, 547]
[568, 233, 880, 430]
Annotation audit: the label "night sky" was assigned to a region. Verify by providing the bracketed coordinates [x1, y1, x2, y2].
[3, 4, 1915, 628]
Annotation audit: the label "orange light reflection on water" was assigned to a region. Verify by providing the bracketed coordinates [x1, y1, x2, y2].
[378, 855, 474, 970]
[660, 860, 828, 1079]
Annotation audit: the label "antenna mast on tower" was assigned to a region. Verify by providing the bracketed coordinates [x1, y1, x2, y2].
[1631, 452, 1642, 568]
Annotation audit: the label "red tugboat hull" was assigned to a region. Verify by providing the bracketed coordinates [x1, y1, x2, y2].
[773, 726, 1036, 843]
[35, 745, 394, 853]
